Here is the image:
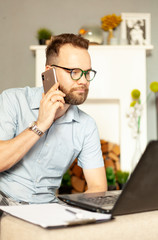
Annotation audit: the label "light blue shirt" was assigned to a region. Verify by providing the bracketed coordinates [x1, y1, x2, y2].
[0, 87, 104, 203]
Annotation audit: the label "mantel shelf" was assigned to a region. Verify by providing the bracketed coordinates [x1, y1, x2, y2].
[30, 43, 149, 171]
[30, 44, 154, 52]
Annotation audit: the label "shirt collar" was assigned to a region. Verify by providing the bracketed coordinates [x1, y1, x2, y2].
[55, 105, 80, 124]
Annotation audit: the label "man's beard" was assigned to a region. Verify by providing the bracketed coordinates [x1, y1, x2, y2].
[59, 85, 89, 105]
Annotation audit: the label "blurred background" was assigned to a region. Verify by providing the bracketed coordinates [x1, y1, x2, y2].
[0, 0, 158, 141]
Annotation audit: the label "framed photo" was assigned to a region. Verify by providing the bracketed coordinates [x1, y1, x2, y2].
[121, 13, 151, 45]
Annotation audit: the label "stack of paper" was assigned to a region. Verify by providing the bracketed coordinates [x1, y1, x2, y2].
[0, 203, 112, 228]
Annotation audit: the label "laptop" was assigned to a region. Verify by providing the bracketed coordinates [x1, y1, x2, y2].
[58, 140, 158, 216]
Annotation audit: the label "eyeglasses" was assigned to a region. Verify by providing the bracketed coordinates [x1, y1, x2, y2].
[51, 64, 96, 81]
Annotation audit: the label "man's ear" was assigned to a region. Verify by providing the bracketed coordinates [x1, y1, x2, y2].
[45, 65, 52, 70]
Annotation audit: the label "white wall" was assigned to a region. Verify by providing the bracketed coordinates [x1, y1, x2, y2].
[0, 0, 158, 141]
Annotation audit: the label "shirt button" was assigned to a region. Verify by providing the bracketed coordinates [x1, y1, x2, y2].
[36, 178, 40, 183]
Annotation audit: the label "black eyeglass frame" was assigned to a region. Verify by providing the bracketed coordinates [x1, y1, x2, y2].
[51, 64, 97, 81]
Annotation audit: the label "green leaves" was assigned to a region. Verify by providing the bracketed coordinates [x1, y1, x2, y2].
[61, 170, 71, 187]
[106, 167, 116, 186]
[115, 170, 129, 185]
[37, 28, 52, 40]
[106, 167, 129, 187]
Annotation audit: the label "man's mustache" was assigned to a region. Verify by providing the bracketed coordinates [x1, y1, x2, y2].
[70, 86, 88, 92]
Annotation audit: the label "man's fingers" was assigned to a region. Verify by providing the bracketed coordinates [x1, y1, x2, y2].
[44, 83, 65, 100]
[50, 95, 65, 104]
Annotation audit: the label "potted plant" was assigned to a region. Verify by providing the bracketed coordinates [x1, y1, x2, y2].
[115, 170, 129, 189]
[106, 167, 116, 190]
[37, 28, 52, 45]
[58, 170, 72, 194]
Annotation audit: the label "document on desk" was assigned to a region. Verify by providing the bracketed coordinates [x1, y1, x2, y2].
[0, 203, 112, 228]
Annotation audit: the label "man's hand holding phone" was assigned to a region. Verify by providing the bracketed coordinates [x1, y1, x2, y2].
[37, 69, 66, 133]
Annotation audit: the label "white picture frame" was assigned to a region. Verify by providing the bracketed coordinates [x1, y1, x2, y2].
[121, 13, 151, 45]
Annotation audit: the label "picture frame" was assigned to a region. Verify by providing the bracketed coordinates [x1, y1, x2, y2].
[121, 13, 151, 45]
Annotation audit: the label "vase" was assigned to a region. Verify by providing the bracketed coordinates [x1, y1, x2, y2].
[79, 25, 104, 45]
[107, 29, 114, 45]
[39, 39, 46, 45]
[131, 134, 142, 172]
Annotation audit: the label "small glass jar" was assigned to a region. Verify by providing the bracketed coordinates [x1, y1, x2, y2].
[79, 25, 104, 45]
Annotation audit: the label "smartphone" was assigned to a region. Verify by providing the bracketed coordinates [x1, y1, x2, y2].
[41, 68, 58, 94]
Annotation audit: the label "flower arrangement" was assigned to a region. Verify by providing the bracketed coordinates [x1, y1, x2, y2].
[126, 89, 143, 138]
[101, 14, 122, 31]
[127, 82, 158, 138]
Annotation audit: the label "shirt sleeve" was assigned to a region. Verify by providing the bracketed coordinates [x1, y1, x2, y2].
[0, 90, 17, 140]
[77, 119, 104, 170]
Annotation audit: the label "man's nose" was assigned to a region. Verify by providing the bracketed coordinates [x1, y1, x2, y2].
[77, 74, 88, 85]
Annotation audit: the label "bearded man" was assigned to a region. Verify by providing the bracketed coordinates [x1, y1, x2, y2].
[0, 33, 107, 205]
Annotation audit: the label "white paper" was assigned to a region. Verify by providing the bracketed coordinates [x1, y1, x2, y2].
[0, 203, 112, 228]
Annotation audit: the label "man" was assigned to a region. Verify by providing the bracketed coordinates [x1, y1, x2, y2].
[0, 33, 107, 205]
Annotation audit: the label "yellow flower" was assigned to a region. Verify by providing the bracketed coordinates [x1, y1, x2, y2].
[128, 83, 158, 137]
[127, 89, 142, 136]
[131, 89, 141, 100]
[150, 81, 158, 93]
[130, 101, 137, 107]
[101, 14, 122, 31]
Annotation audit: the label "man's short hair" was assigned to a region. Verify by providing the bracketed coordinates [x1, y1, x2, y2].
[46, 33, 89, 65]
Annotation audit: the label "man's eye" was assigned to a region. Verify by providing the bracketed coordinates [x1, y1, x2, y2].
[86, 71, 90, 77]
[72, 69, 81, 76]
[72, 69, 80, 74]
[66, 69, 71, 73]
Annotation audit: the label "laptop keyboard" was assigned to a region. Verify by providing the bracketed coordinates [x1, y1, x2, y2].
[78, 194, 119, 206]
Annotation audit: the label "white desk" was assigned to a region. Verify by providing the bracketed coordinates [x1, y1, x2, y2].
[1, 210, 158, 240]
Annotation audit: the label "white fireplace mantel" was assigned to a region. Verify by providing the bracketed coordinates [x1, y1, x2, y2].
[30, 45, 153, 172]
